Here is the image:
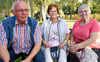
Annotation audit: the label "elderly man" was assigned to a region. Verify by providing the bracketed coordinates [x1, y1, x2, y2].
[0, 1, 44, 62]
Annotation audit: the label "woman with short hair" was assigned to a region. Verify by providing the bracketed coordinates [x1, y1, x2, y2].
[41, 4, 70, 62]
[70, 4, 100, 62]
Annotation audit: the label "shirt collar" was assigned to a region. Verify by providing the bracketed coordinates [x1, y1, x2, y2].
[15, 19, 28, 25]
[48, 17, 61, 23]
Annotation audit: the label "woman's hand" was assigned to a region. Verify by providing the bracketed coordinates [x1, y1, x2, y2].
[59, 42, 66, 49]
[43, 41, 51, 48]
[69, 44, 80, 53]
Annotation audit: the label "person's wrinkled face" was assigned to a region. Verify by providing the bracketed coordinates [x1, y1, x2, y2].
[13, 2, 29, 23]
[78, 7, 90, 19]
[49, 7, 58, 18]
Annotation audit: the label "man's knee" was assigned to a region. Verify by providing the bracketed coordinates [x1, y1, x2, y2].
[33, 50, 45, 62]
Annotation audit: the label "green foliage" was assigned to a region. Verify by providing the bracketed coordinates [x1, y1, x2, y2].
[14, 56, 22, 62]
[0, 17, 5, 23]
[39, 21, 43, 27]
[62, 6, 70, 14]
[66, 21, 75, 29]
[91, 9, 96, 14]
[0, 0, 100, 20]
[91, 13, 100, 22]
[98, 19, 100, 22]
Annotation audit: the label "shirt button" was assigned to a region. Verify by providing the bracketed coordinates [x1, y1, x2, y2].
[22, 40, 24, 42]
[22, 46, 24, 48]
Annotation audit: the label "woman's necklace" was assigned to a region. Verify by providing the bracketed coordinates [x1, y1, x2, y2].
[80, 19, 91, 26]
[51, 18, 58, 24]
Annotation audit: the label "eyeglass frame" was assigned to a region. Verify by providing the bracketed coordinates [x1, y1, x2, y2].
[13, 9, 30, 13]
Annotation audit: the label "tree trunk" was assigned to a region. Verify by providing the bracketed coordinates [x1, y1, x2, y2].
[70, 0, 75, 20]
[7, 0, 9, 17]
[30, 0, 34, 18]
[70, 11, 72, 20]
[40, 4, 42, 21]
[70, 6, 72, 20]
[42, 5, 46, 21]
[86, 0, 89, 4]
[41, 0, 47, 21]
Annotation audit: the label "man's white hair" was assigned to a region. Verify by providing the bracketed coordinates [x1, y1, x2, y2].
[11, 1, 28, 11]
[78, 4, 91, 13]
[11, 1, 16, 10]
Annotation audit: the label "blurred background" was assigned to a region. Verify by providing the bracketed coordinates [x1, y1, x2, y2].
[0, 0, 100, 28]
[0, 0, 100, 61]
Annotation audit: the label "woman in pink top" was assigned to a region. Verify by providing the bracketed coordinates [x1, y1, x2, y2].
[70, 4, 100, 62]
[41, 4, 70, 62]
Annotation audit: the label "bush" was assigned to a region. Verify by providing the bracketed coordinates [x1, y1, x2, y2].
[98, 19, 100, 22]
[91, 9, 96, 14]
[39, 21, 43, 27]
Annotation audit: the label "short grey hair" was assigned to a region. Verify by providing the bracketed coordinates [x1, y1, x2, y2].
[12, 1, 16, 11]
[78, 4, 91, 13]
[11, 1, 29, 11]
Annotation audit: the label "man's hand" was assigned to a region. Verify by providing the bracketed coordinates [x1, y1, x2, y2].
[43, 41, 51, 48]
[23, 43, 41, 62]
[0, 46, 10, 62]
[20, 58, 31, 62]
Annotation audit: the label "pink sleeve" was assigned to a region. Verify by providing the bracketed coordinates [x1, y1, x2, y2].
[0, 22, 8, 46]
[41, 22, 45, 36]
[90, 20, 100, 33]
[34, 23, 42, 44]
[65, 22, 70, 33]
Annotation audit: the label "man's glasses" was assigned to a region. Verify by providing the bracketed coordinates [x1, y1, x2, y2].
[14, 9, 29, 13]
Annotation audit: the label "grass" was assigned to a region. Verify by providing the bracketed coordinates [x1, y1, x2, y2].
[66, 21, 75, 29]
[39, 21, 75, 29]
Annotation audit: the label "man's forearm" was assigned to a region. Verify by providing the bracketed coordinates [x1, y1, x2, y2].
[26, 42, 41, 61]
[0, 46, 10, 62]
